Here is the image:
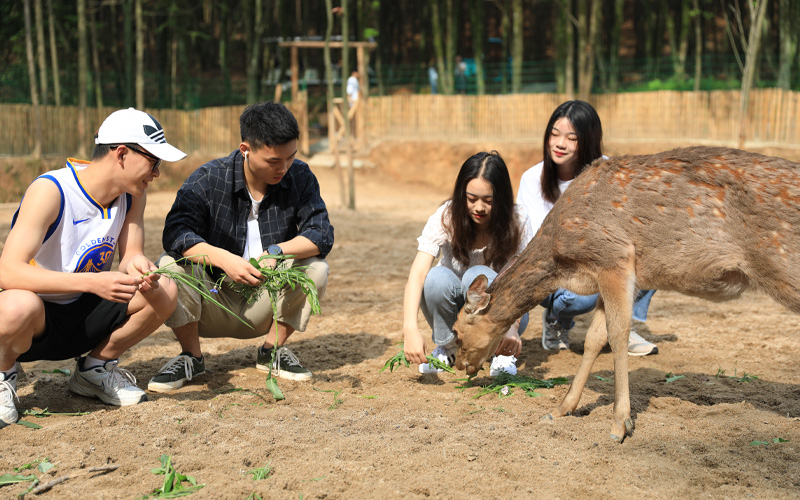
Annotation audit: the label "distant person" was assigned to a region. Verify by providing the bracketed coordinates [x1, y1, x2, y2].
[455, 55, 467, 94]
[516, 100, 658, 356]
[346, 70, 360, 107]
[403, 152, 533, 377]
[148, 102, 333, 392]
[0, 108, 184, 428]
[428, 64, 439, 95]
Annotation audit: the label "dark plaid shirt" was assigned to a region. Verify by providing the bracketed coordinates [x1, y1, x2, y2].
[163, 150, 334, 277]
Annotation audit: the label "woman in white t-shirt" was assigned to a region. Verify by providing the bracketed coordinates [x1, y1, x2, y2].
[516, 100, 658, 356]
[403, 152, 533, 376]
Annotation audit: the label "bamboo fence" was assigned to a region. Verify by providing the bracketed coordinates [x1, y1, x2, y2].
[1, 89, 799, 157]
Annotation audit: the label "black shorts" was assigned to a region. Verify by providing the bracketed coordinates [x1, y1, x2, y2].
[18, 293, 129, 362]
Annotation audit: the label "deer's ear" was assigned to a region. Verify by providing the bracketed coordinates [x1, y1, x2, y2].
[465, 274, 491, 314]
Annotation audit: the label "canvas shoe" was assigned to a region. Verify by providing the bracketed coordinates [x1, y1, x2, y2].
[257, 346, 312, 381]
[489, 355, 518, 377]
[68, 357, 147, 406]
[419, 341, 457, 374]
[147, 352, 205, 392]
[628, 328, 658, 356]
[542, 309, 570, 351]
[0, 371, 19, 428]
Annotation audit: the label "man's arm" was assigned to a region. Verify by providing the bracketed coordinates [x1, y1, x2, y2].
[290, 167, 334, 258]
[117, 192, 162, 291]
[0, 179, 142, 302]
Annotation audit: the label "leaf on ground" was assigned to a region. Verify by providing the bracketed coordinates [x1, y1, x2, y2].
[0, 474, 36, 486]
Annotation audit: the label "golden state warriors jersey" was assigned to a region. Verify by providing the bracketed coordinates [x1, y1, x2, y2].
[12, 158, 132, 304]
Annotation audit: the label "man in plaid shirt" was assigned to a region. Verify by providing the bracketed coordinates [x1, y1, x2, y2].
[149, 102, 334, 392]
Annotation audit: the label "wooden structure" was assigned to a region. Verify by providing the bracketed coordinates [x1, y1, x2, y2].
[277, 40, 377, 152]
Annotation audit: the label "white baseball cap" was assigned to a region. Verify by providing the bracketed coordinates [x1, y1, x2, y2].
[95, 107, 186, 162]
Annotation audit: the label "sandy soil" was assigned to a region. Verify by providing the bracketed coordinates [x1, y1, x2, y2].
[1, 142, 800, 499]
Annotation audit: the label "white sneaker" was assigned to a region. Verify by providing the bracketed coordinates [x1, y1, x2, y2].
[489, 355, 518, 377]
[68, 358, 147, 406]
[419, 341, 457, 374]
[628, 328, 658, 356]
[0, 371, 19, 428]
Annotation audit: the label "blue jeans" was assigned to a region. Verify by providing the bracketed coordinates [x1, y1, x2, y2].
[420, 265, 529, 346]
[541, 289, 656, 329]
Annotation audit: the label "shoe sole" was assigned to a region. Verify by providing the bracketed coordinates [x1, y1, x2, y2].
[147, 373, 204, 393]
[256, 363, 312, 381]
[68, 378, 148, 406]
[628, 346, 658, 356]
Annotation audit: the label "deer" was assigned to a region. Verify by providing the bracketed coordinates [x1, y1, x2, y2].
[452, 146, 800, 442]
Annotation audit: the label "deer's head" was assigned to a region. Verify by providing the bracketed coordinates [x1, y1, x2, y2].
[453, 274, 505, 375]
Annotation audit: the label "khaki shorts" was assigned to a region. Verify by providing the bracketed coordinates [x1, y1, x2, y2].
[156, 254, 329, 339]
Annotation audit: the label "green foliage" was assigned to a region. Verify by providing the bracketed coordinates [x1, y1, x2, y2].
[0, 473, 35, 486]
[665, 372, 686, 383]
[142, 455, 205, 499]
[15, 420, 41, 429]
[461, 372, 570, 399]
[247, 464, 274, 481]
[715, 364, 759, 383]
[313, 387, 344, 409]
[751, 438, 789, 447]
[380, 342, 455, 374]
[23, 407, 90, 418]
[228, 255, 321, 314]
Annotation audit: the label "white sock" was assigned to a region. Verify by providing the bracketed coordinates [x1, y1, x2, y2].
[1, 367, 17, 380]
[82, 355, 108, 370]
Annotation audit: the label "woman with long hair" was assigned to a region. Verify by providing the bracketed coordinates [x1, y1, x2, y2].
[403, 151, 532, 376]
[517, 100, 658, 356]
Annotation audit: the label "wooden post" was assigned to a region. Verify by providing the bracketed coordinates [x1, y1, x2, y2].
[357, 46, 367, 150]
[290, 45, 299, 103]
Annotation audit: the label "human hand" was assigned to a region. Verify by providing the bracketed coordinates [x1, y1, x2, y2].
[219, 252, 264, 286]
[495, 323, 522, 357]
[403, 328, 427, 365]
[92, 271, 143, 303]
[126, 254, 161, 293]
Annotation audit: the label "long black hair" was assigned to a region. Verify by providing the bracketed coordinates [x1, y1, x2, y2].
[445, 151, 520, 271]
[540, 100, 603, 204]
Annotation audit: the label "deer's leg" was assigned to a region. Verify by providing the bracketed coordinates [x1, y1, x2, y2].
[549, 297, 608, 419]
[599, 265, 636, 443]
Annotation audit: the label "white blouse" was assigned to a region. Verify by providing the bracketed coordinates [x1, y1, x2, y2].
[417, 201, 533, 278]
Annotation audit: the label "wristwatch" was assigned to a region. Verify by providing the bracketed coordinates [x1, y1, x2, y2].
[267, 244, 283, 257]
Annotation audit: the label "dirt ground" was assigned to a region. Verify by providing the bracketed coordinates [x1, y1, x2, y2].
[1, 142, 800, 499]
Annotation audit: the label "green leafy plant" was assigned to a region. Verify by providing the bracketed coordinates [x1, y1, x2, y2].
[23, 408, 90, 418]
[41, 368, 70, 375]
[715, 364, 759, 383]
[0, 473, 36, 486]
[247, 464, 274, 481]
[594, 375, 612, 382]
[380, 342, 455, 374]
[665, 372, 686, 383]
[142, 455, 204, 498]
[246, 494, 264, 500]
[15, 420, 42, 429]
[14, 457, 53, 473]
[313, 387, 344, 409]
[461, 372, 570, 399]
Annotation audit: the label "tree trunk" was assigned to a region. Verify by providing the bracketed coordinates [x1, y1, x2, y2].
[470, 0, 485, 95]
[124, 0, 133, 105]
[738, 0, 768, 148]
[247, 0, 265, 103]
[34, 0, 48, 106]
[431, 0, 449, 94]
[324, 0, 345, 207]
[24, 0, 42, 158]
[692, 0, 702, 91]
[608, 0, 623, 92]
[135, 0, 144, 109]
[492, 0, 510, 94]
[565, 0, 574, 99]
[342, 0, 355, 210]
[90, 3, 103, 108]
[577, 0, 599, 100]
[778, 0, 799, 90]
[218, 4, 230, 101]
[78, 0, 88, 157]
[444, 0, 456, 94]
[511, 0, 522, 93]
[46, 0, 61, 106]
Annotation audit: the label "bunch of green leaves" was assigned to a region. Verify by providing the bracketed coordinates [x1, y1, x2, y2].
[715, 364, 759, 383]
[148, 255, 252, 329]
[0, 473, 36, 487]
[246, 464, 274, 481]
[23, 408, 90, 418]
[459, 372, 570, 399]
[313, 387, 344, 409]
[142, 455, 204, 499]
[751, 438, 789, 447]
[380, 342, 454, 374]
[227, 254, 320, 313]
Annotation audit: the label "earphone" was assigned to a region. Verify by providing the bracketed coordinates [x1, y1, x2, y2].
[244, 151, 249, 160]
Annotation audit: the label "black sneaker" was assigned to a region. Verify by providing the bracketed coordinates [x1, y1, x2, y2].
[256, 346, 312, 381]
[147, 352, 205, 393]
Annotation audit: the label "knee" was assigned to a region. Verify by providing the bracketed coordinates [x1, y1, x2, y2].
[461, 265, 496, 290]
[0, 290, 42, 339]
[424, 267, 460, 296]
[149, 277, 179, 321]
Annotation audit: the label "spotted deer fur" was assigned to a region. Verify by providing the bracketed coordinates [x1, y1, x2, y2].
[453, 146, 800, 442]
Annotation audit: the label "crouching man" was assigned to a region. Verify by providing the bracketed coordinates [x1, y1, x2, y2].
[148, 101, 333, 392]
[0, 108, 184, 428]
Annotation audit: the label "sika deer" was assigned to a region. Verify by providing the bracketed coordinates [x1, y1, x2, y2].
[452, 146, 800, 442]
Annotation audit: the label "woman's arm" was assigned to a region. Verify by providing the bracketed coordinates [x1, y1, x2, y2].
[402, 251, 435, 365]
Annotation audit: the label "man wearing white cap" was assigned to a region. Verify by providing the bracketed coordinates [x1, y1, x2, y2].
[0, 108, 185, 428]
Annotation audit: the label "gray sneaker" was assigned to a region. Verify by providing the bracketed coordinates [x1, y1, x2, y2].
[0, 371, 19, 428]
[148, 352, 205, 392]
[257, 346, 312, 381]
[68, 358, 147, 406]
[628, 328, 658, 356]
[542, 309, 570, 351]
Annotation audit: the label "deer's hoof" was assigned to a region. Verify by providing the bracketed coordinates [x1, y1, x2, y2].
[610, 418, 635, 443]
